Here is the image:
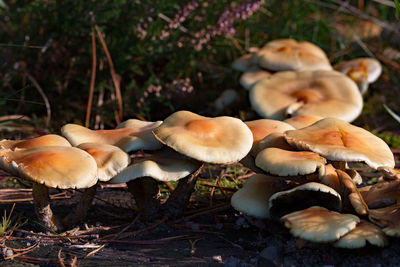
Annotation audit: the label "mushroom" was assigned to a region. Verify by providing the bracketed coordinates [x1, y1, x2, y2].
[0, 134, 71, 150]
[255, 148, 326, 177]
[230, 174, 295, 219]
[359, 180, 400, 209]
[110, 148, 201, 218]
[334, 220, 388, 249]
[368, 203, 400, 237]
[336, 169, 368, 215]
[335, 58, 382, 94]
[0, 146, 97, 232]
[250, 132, 295, 157]
[232, 52, 259, 72]
[284, 117, 395, 170]
[61, 119, 163, 152]
[212, 89, 239, 114]
[281, 206, 360, 243]
[283, 115, 322, 129]
[239, 67, 271, 90]
[378, 166, 400, 180]
[249, 70, 363, 122]
[62, 143, 130, 227]
[256, 39, 332, 71]
[269, 182, 342, 219]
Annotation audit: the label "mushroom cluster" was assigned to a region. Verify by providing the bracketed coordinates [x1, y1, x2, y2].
[231, 116, 399, 248]
[233, 38, 382, 122]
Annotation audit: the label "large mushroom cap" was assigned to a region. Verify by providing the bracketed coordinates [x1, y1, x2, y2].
[335, 58, 382, 84]
[0, 146, 97, 189]
[230, 174, 290, 219]
[245, 119, 294, 146]
[110, 149, 201, 183]
[269, 182, 342, 219]
[284, 117, 395, 169]
[152, 111, 253, 164]
[0, 134, 71, 150]
[281, 206, 360, 243]
[334, 220, 388, 249]
[284, 115, 322, 129]
[249, 70, 363, 122]
[61, 120, 163, 152]
[77, 143, 130, 182]
[256, 39, 332, 71]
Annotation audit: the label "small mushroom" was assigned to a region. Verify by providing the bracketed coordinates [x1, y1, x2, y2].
[281, 206, 360, 243]
[368, 204, 400, 237]
[232, 52, 259, 72]
[334, 220, 388, 249]
[336, 169, 368, 215]
[239, 67, 271, 90]
[251, 132, 294, 157]
[359, 180, 400, 209]
[269, 182, 342, 219]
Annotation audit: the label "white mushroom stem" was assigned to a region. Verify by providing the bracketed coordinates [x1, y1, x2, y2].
[31, 182, 63, 232]
[127, 177, 161, 219]
[161, 164, 204, 218]
[62, 185, 97, 228]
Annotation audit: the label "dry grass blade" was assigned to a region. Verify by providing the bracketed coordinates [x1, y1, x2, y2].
[0, 241, 40, 252]
[4, 241, 40, 260]
[85, 29, 97, 128]
[58, 248, 66, 267]
[95, 26, 123, 124]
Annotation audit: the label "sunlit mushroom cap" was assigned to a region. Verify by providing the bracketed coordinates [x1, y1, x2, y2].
[61, 120, 163, 152]
[0, 134, 71, 150]
[319, 164, 341, 192]
[230, 174, 291, 219]
[284, 115, 322, 129]
[269, 183, 342, 219]
[245, 119, 294, 147]
[232, 53, 259, 72]
[239, 67, 271, 90]
[256, 39, 332, 71]
[0, 147, 97, 189]
[368, 204, 400, 237]
[334, 220, 388, 249]
[249, 70, 363, 122]
[152, 111, 253, 164]
[256, 148, 326, 177]
[77, 143, 130, 182]
[284, 117, 395, 169]
[251, 132, 294, 157]
[335, 58, 382, 84]
[110, 149, 201, 183]
[281, 206, 360, 243]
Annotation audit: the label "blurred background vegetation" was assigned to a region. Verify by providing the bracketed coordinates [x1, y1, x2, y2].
[0, 0, 399, 144]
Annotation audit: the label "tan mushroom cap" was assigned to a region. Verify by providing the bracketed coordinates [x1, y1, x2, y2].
[232, 53, 259, 72]
[245, 119, 295, 146]
[249, 70, 363, 122]
[239, 67, 271, 90]
[281, 206, 360, 243]
[77, 143, 130, 182]
[319, 164, 341, 192]
[257, 39, 332, 71]
[335, 58, 382, 84]
[284, 115, 322, 129]
[152, 111, 253, 164]
[0, 134, 71, 150]
[230, 174, 291, 219]
[359, 180, 400, 209]
[368, 204, 400, 237]
[0, 146, 97, 189]
[284, 118, 395, 169]
[269, 182, 342, 219]
[110, 149, 201, 183]
[334, 220, 388, 249]
[61, 120, 163, 152]
[251, 132, 294, 157]
[256, 148, 326, 177]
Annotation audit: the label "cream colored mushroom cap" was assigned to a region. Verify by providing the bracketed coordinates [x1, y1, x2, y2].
[251, 132, 294, 157]
[284, 115, 323, 129]
[335, 58, 382, 83]
[0, 146, 97, 189]
[281, 206, 360, 243]
[239, 67, 271, 90]
[231, 174, 284, 219]
[284, 117, 395, 169]
[249, 70, 363, 122]
[245, 119, 295, 146]
[334, 220, 388, 249]
[77, 143, 130, 182]
[110, 149, 201, 183]
[152, 111, 253, 164]
[257, 39, 332, 71]
[0, 134, 71, 150]
[256, 148, 326, 176]
[232, 53, 259, 72]
[61, 120, 163, 152]
[269, 182, 342, 219]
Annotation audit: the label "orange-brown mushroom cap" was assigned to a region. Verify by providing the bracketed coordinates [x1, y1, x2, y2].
[0, 146, 97, 189]
[152, 111, 253, 164]
[284, 117, 395, 169]
[249, 70, 363, 122]
[0, 134, 71, 150]
[284, 115, 322, 129]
